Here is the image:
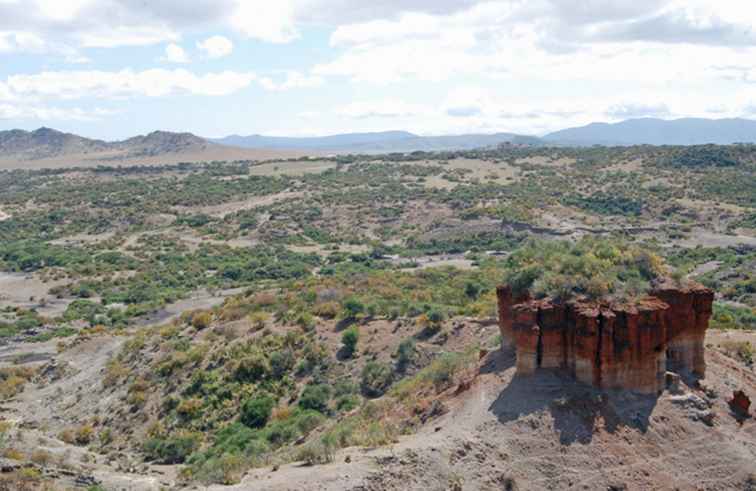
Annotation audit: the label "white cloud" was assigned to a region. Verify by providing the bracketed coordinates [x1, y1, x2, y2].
[605, 103, 671, 119]
[337, 99, 427, 119]
[0, 103, 116, 121]
[5, 69, 258, 99]
[231, 1, 300, 43]
[161, 43, 190, 63]
[197, 35, 233, 59]
[258, 71, 324, 91]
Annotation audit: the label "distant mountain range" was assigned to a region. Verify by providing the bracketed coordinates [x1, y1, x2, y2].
[213, 118, 756, 151]
[3, 117, 756, 168]
[211, 131, 541, 153]
[543, 118, 756, 146]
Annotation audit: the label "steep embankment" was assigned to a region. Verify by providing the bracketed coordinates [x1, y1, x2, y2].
[228, 338, 756, 490]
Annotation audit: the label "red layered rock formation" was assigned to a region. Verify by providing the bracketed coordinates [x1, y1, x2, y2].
[496, 282, 714, 394]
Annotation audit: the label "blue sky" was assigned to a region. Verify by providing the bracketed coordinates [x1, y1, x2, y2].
[1, 0, 756, 140]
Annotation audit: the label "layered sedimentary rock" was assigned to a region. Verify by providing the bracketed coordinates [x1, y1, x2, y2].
[496, 282, 714, 394]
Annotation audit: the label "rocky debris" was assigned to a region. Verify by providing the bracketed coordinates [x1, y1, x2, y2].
[34, 360, 71, 386]
[670, 393, 716, 425]
[497, 282, 713, 394]
[729, 390, 751, 417]
[665, 371, 683, 394]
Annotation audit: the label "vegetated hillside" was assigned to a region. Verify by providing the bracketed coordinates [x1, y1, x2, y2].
[115, 130, 210, 157]
[0, 127, 111, 160]
[212, 131, 541, 152]
[544, 117, 756, 146]
[0, 127, 211, 162]
[0, 143, 754, 489]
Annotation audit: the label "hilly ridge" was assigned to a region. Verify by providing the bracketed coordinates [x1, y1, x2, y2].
[5, 117, 756, 169]
[212, 131, 541, 152]
[0, 127, 210, 161]
[543, 117, 756, 146]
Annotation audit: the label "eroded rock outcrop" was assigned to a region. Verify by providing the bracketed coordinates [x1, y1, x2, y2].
[496, 282, 714, 394]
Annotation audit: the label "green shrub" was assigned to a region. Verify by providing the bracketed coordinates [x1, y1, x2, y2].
[341, 326, 359, 358]
[240, 395, 275, 429]
[299, 384, 331, 413]
[342, 297, 365, 319]
[233, 353, 270, 383]
[143, 432, 200, 464]
[396, 338, 416, 371]
[360, 362, 393, 398]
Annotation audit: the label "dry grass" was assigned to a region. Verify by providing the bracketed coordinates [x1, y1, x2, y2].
[0, 367, 36, 400]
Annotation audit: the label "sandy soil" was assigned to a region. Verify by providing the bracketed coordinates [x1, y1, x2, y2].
[49, 231, 116, 246]
[0, 208, 9, 221]
[679, 229, 756, 248]
[248, 160, 337, 177]
[174, 191, 304, 218]
[134, 287, 247, 327]
[0, 146, 316, 170]
[515, 156, 576, 168]
[287, 244, 371, 256]
[0, 272, 72, 317]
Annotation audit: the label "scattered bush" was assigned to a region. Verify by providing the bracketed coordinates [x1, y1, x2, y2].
[360, 362, 393, 398]
[396, 338, 416, 371]
[191, 311, 213, 330]
[299, 384, 331, 413]
[342, 297, 365, 319]
[341, 326, 360, 358]
[143, 431, 201, 464]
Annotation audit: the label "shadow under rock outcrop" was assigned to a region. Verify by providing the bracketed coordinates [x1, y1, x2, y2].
[488, 369, 659, 445]
[479, 346, 516, 375]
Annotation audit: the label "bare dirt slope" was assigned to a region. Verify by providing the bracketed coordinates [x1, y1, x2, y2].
[231, 340, 756, 491]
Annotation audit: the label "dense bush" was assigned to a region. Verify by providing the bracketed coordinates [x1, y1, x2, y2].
[240, 395, 275, 428]
[504, 238, 665, 301]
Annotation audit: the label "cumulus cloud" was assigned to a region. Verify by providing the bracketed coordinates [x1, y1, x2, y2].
[197, 35, 233, 59]
[161, 43, 190, 63]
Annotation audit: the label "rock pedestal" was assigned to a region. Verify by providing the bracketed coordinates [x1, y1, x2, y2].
[496, 282, 714, 394]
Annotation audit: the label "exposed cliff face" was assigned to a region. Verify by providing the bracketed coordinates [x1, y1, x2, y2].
[496, 282, 714, 394]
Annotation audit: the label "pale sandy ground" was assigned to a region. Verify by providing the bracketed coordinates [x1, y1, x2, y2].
[0, 271, 72, 317]
[248, 160, 337, 177]
[679, 229, 756, 248]
[419, 158, 520, 189]
[0, 146, 316, 170]
[0, 208, 9, 221]
[173, 191, 304, 218]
